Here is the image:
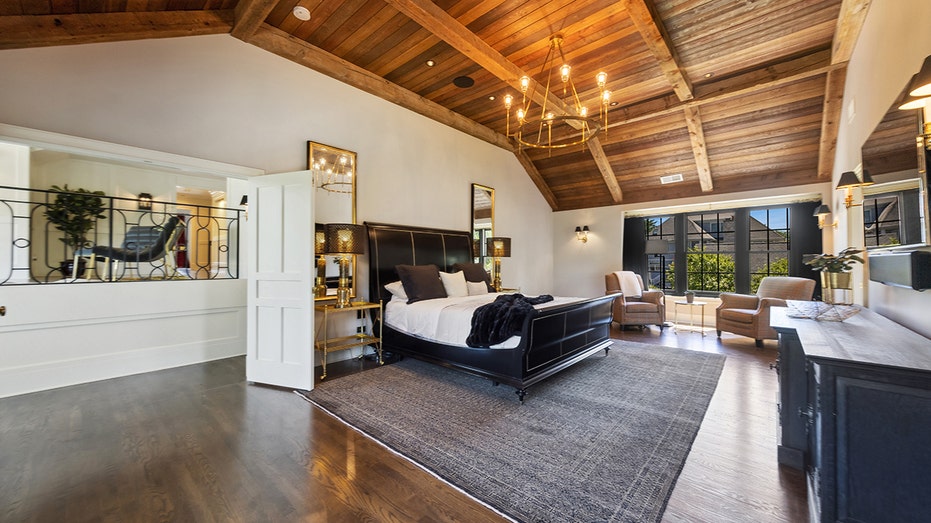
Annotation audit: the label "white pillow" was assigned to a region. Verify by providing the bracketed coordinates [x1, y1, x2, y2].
[384, 280, 408, 301]
[467, 281, 489, 296]
[440, 270, 469, 298]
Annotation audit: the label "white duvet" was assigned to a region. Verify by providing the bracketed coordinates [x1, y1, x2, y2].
[384, 293, 583, 348]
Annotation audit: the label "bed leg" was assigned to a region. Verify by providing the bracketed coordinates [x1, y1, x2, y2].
[515, 389, 526, 403]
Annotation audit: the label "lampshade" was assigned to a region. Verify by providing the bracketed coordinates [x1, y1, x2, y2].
[645, 238, 669, 254]
[314, 223, 326, 255]
[909, 55, 931, 97]
[325, 223, 365, 255]
[836, 170, 863, 189]
[486, 237, 511, 258]
[239, 195, 248, 206]
[859, 169, 874, 186]
[813, 204, 831, 217]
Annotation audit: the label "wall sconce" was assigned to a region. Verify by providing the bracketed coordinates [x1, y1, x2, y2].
[813, 204, 837, 229]
[836, 170, 873, 208]
[575, 225, 590, 243]
[137, 193, 153, 210]
[486, 236, 511, 292]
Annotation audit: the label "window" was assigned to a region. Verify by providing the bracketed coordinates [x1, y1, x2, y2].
[685, 211, 735, 293]
[749, 207, 790, 292]
[863, 191, 911, 248]
[638, 203, 812, 296]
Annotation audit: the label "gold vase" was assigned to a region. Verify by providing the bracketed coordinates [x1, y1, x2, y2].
[821, 271, 852, 305]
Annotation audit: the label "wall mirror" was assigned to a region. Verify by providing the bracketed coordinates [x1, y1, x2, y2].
[308, 141, 357, 300]
[471, 183, 494, 271]
[860, 74, 930, 250]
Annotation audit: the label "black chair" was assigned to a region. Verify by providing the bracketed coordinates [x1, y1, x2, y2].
[85, 216, 184, 279]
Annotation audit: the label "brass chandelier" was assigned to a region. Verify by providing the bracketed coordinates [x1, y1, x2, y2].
[311, 150, 353, 194]
[504, 34, 610, 150]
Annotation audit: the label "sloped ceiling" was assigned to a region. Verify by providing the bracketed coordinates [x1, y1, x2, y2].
[0, 0, 872, 211]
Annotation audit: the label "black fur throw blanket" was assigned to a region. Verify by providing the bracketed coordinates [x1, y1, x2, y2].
[466, 293, 554, 348]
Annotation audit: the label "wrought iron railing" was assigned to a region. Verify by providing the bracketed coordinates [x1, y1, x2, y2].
[0, 185, 241, 284]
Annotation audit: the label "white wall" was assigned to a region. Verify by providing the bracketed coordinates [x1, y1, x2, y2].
[0, 34, 553, 395]
[836, 0, 931, 338]
[0, 279, 245, 397]
[552, 183, 832, 299]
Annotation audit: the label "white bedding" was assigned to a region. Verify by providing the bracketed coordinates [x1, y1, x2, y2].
[384, 292, 583, 348]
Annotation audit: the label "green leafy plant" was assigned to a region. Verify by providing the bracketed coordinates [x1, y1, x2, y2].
[804, 247, 864, 273]
[44, 184, 107, 250]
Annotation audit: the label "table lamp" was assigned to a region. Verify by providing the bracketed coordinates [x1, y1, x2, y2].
[486, 236, 511, 292]
[325, 223, 365, 307]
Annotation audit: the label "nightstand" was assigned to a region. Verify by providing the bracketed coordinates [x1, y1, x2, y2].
[314, 300, 383, 379]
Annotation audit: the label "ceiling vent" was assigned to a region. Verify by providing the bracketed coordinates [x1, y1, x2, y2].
[660, 173, 684, 184]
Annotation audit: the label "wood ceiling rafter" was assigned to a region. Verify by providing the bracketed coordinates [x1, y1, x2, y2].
[623, 0, 715, 192]
[382, 0, 623, 205]
[816, 0, 871, 179]
[241, 25, 513, 151]
[231, 0, 278, 40]
[0, 11, 233, 50]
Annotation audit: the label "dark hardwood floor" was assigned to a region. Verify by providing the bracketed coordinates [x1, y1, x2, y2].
[0, 328, 807, 522]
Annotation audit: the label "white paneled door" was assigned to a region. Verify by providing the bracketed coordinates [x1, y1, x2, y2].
[246, 171, 314, 390]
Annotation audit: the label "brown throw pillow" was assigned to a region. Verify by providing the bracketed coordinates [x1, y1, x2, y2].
[396, 264, 447, 303]
[452, 262, 494, 292]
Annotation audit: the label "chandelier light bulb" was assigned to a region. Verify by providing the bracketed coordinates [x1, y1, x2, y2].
[596, 71, 607, 88]
[602, 90, 611, 105]
[504, 93, 513, 109]
[520, 76, 530, 93]
[339, 156, 347, 166]
[517, 108, 525, 121]
[580, 106, 588, 117]
[560, 64, 571, 83]
[545, 112, 555, 120]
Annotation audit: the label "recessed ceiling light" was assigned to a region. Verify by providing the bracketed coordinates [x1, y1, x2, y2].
[609, 101, 619, 106]
[292, 6, 311, 21]
[425, 59, 435, 67]
[489, 95, 496, 101]
[704, 72, 714, 78]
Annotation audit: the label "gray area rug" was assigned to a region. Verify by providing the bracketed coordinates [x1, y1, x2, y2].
[300, 341, 725, 523]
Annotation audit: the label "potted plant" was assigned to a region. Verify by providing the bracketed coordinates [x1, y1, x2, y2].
[804, 247, 864, 304]
[43, 184, 107, 276]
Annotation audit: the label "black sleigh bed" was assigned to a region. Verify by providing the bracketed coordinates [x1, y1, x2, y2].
[366, 221, 618, 401]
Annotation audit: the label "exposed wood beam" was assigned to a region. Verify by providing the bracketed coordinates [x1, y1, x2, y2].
[383, 0, 622, 203]
[231, 0, 277, 40]
[587, 136, 624, 202]
[622, 0, 694, 102]
[0, 11, 233, 50]
[514, 150, 559, 211]
[682, 106, 713, 191]
[244, 25, 512, 151]
[608, 50, 842, 130]
[832, 0, 872, 65]
[817, 65, 847, 180]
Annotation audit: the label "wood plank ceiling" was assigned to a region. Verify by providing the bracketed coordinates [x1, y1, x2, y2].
[0, 0, 872, 211]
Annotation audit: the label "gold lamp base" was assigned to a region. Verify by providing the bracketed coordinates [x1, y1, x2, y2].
[314, 255, 327, 297]
[335, 256, 352, 308]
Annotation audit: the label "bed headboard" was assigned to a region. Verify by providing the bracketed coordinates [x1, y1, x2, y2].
[365, 221, 474, 304]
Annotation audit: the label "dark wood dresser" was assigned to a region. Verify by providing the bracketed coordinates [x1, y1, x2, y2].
[771, 307, 931, 523]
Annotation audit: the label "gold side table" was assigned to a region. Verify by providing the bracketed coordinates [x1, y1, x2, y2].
[314, 300, 383, 379]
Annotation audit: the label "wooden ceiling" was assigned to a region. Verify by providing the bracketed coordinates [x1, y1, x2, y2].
[0, 0, 873, 211]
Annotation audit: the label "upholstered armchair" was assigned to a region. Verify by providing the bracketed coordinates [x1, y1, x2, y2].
[605, 271, 665, 330]
[716, 276, 816, 347]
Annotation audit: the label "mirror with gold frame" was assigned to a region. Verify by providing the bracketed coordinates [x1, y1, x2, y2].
[471, 183, 494, 273]
[308, 141, 357, 300]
